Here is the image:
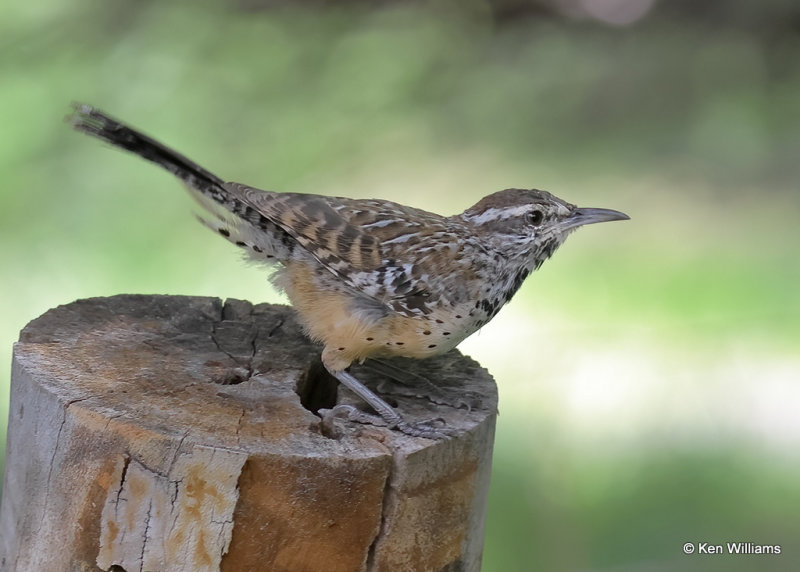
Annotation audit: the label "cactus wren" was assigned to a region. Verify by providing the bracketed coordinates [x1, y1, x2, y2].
[69, 104, 629, 439]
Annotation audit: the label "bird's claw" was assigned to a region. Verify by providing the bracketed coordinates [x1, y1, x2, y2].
[393, 417, 456, 440]
[320, 405, 455, 440]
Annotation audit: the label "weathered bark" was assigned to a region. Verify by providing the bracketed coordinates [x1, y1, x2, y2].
[0, 295, 497, 572]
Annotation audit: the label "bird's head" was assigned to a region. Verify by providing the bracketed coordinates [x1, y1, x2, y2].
[460, 188, 629, 268]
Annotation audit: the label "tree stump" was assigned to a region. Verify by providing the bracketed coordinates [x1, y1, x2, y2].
[0, 295, 497, 572]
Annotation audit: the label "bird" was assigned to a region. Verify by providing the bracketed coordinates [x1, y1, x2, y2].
[68, 103, 629, 439]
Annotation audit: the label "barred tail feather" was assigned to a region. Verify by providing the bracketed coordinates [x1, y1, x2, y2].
[69, 103, 229, 206]
[70, 103, 298, 264]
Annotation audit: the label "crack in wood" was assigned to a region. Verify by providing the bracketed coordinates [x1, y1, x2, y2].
[138, 499, 153, 572]
[209, 299, 259, 385]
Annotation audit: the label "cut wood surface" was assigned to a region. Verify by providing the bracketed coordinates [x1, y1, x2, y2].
[0, 295, 497, 572]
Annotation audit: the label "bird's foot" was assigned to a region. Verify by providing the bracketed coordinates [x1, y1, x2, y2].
[363, 359, 484, 411]
[320, 404, 455, 440]
[393, 416, 457, 440]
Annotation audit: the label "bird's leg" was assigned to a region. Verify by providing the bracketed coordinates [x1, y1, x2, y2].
[322, 368, 455, 439]
[362, 358, 483, 412]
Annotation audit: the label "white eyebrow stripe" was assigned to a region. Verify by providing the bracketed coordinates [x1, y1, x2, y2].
[466, 205, 531, 225]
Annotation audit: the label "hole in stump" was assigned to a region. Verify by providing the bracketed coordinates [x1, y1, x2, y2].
[214, 370, 247, 385]
[296, 357, 338, 414]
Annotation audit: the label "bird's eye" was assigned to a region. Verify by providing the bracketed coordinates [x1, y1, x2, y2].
[526, 210, 544, 226]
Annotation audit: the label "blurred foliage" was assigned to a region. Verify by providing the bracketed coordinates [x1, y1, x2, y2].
[1, 0, 799, 570]
[487, 443, 800, 571]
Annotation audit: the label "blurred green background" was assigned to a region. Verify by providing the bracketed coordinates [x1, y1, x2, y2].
[2, 0, 799, 570]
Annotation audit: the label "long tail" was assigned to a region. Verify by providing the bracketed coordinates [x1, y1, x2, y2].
[68, 103, 230, 206]
[69, 103, 298, 262]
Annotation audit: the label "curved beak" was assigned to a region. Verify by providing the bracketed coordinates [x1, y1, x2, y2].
[560, 207, 630, 231]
